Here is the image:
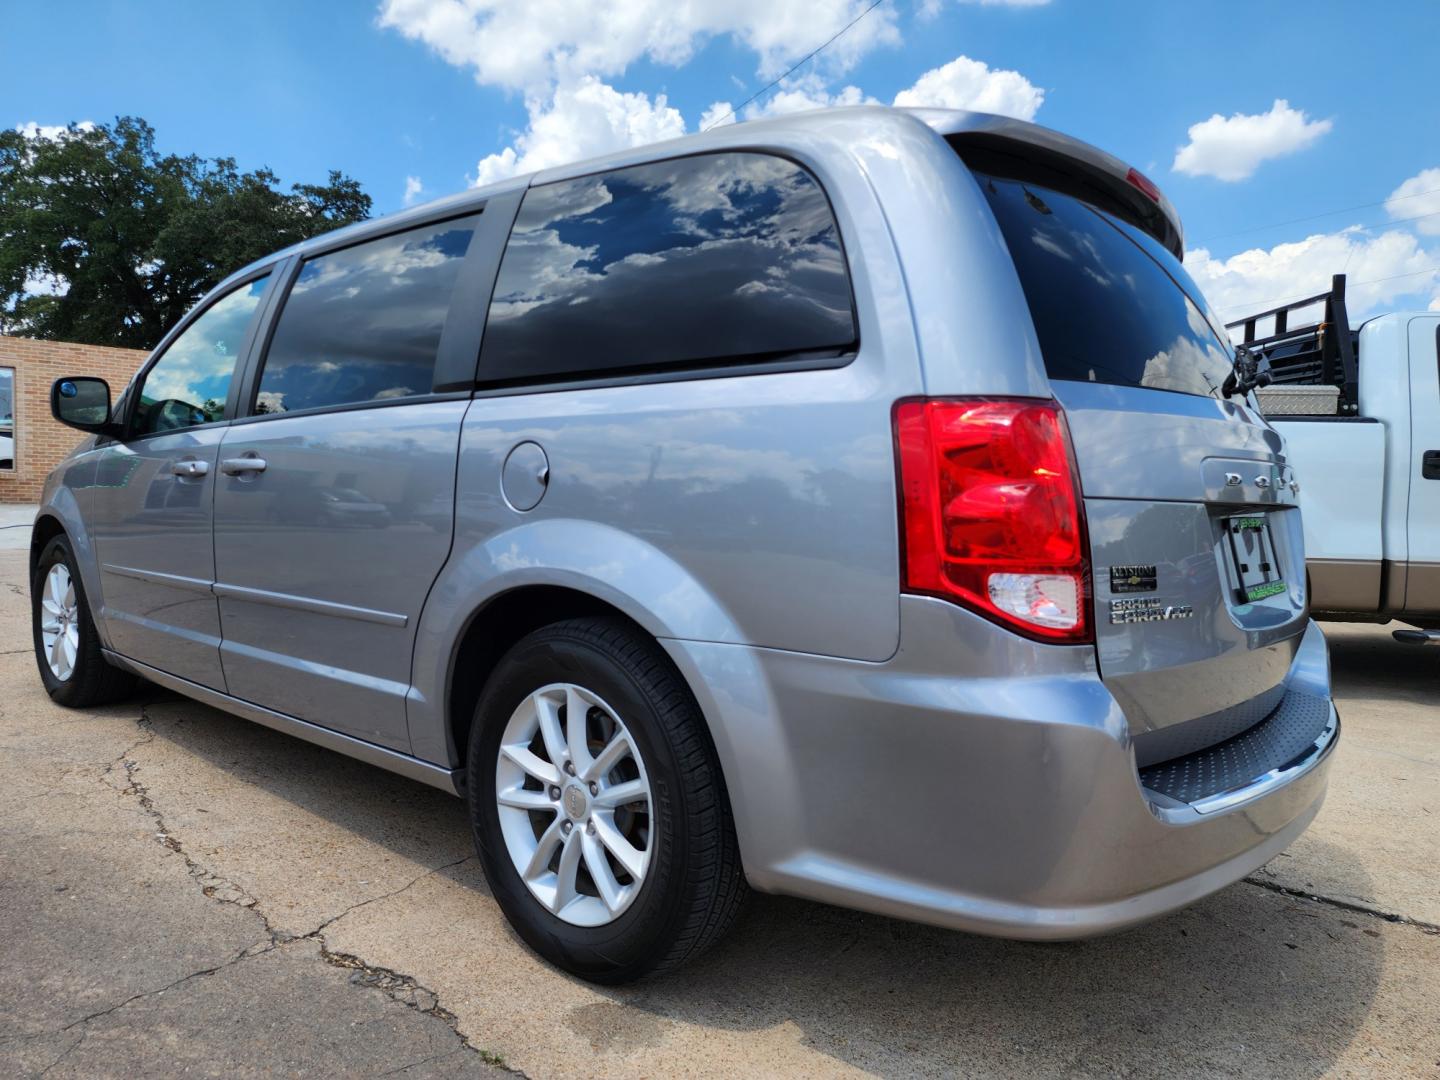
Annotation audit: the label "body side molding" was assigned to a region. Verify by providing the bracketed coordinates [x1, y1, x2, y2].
[103, 566, 411, 626]
[212, 582, 408, 627]
[102, 563, 213, 594]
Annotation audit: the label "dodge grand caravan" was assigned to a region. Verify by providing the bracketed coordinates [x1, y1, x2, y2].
[33, 107, 1339, 983]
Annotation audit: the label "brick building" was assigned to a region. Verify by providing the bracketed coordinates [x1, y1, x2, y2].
[0, 336, 149, 503]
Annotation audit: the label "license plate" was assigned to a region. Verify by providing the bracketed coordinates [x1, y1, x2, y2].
[1225, 514, 1286, 603]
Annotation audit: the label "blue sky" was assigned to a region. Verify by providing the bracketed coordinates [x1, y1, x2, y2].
[4, 0, 1438, 321]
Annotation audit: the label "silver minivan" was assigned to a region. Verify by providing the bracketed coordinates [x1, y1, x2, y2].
[34, 107, 1339, 983]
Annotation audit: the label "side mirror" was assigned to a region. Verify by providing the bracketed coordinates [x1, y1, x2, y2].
[51, 377, 118, 435]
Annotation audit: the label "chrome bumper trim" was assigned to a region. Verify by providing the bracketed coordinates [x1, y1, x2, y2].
[1186, 707, 1339, 815]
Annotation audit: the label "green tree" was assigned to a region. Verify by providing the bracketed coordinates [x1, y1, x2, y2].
[0, 117, 371, 348]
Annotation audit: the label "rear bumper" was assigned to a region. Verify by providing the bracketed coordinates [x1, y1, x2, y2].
[664, 602, 1337, 940]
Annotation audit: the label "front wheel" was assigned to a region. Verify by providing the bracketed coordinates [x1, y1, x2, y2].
[32, 534, 137, 707]
[468, 617, 746, 983]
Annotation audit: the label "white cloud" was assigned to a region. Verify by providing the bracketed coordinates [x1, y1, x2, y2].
[1172, 99, 1331, 182]
[1386, 166, 1440, 236]
[377, 0, 899, 91]
[15, 120, 95, 140]
[1187, 227, 1440, 328]
[699, 101, 737, 131]
[741, 73, 876, 119]
[698, 75, 881, 131]
[402, 175, 424, 206]
[471, 47, 1051, 184]
[473, 75, 685, 186]
[698, 55, 1049, 130]
[380, 0, 1044, 186]
[892, 54, 1044, 120]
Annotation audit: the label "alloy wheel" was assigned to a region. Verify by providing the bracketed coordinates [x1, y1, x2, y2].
[494, 682, 654, 927]
[39, 562, 80, 682]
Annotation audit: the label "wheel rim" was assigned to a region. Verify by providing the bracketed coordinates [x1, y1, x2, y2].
[39, 563, 80, 682]
[495, 682, 654, 927]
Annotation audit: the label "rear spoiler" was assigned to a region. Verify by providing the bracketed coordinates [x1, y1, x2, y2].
[1224, 273, 1359, 415]
[908, 109, 1184, 259]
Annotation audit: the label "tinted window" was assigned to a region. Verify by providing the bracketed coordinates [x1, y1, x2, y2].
[980, 175, 1233, 399]
[133, 275, 269, 437]
[255, 217, 478, 415]
[480, 153, 856, 384]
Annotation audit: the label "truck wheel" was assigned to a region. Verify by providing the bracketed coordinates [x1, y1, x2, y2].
[468, 616, 746, 983]
[32, 534, 137, 707]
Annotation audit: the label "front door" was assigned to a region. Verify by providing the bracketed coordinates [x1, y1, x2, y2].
[89, 274, 272, 690]
[211, 215, 479, 751]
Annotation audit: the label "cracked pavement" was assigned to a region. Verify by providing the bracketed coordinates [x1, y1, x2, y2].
[1, 545, 1438, 1078]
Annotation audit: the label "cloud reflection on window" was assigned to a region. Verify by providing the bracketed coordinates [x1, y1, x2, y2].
[135, 275, 270, 434]
[256, 218, 478, 414]
[481, 153, 857, 384]
[984, 175, 1233, 399]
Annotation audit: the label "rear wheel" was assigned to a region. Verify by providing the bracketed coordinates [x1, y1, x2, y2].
[468, 616, 746, 983]
[32, 534, 137, 707]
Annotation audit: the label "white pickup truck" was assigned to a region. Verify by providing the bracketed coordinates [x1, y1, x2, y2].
[1232, 275, 1440, 642]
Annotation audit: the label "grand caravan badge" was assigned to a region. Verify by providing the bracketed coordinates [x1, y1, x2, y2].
[1109, 597, 1194, 624]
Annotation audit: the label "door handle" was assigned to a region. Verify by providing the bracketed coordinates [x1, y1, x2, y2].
[170, 460, 209, 478]
[220, 457, 268, 476]
[1424, 450, 1440, 481]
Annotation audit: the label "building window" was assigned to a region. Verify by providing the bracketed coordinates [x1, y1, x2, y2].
[0, 368, 13, 471]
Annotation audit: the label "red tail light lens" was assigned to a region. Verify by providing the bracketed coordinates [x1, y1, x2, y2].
[894, 397, 1091, 643]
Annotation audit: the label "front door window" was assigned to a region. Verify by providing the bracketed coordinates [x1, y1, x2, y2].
[132, 275, 270, 437]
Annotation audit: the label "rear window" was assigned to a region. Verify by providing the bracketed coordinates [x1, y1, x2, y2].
[979, 174, 1233, 399]
[478, 152, 857, 386]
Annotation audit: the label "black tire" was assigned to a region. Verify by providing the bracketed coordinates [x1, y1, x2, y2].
[468, 616, 747, 983]
[31, 534, 137, 707]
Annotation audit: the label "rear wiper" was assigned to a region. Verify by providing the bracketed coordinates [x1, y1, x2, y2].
[1222, 343, 1272, 399]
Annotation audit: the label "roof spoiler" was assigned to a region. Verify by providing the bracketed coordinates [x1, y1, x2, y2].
[908, 110, 1185, 259]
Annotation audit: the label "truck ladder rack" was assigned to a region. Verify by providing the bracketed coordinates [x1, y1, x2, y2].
[1225, 273, 1359, 414]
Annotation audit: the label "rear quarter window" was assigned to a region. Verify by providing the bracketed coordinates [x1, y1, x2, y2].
[979, 174, 1232, 399]
[478, 152, 857, 386]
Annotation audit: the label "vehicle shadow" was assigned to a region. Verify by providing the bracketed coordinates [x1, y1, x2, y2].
[1322, 621, 1440, 705]
[136, 689, 1385, 1078]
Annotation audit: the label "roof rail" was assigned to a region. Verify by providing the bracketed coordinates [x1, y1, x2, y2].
[1225, 273, 1358, 413]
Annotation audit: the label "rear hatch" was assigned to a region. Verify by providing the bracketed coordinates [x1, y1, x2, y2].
[959, 141, 1309, 765]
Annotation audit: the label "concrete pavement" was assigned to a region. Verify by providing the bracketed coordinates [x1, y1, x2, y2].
[0, 505, 36, 551]
[1, 544, 1436, 1077]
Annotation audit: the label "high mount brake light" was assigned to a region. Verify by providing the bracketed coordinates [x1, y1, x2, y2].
[894, 397, 1092, 643]
[1125, 167, 1163, 204]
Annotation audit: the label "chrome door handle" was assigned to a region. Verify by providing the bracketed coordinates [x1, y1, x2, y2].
[220, 457, 268, 475]
[170, 460, 209, 478]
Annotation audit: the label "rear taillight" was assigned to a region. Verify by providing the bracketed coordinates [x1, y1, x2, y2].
[894, 397, 1091, 643]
